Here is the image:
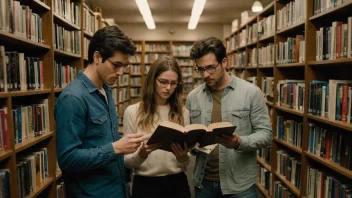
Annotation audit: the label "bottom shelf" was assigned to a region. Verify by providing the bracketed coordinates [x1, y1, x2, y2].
[24, 177, 54, 198]
[256, 181, 271, 198]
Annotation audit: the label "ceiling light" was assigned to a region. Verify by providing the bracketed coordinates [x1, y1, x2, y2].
[188, 0, 206, 30]
[251, 1, 263, 12]
[135, 0, 155, 29]
[188, 15, 200, 29]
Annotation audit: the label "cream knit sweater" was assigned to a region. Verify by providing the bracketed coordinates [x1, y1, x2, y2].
[123, 102, 190, 176]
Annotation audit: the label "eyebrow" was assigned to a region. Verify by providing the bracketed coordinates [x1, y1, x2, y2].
[158, 78, 178, 82]
[197, 64, 217, 68]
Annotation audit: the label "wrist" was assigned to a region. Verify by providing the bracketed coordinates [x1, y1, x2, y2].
[112, 142, 121, 155]
[138, 150, 148, 159]
[176, 155, 188, 163]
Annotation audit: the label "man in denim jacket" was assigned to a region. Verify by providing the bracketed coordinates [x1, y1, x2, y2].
[186, 37, 273, 198]
[55, 26, 147, 198]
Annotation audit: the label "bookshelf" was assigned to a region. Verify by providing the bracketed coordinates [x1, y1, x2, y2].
[225, 0, 352, 197]
[0, 0, 112, 197]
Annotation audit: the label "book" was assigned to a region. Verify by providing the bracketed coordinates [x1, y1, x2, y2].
[146, 121, 237, 152]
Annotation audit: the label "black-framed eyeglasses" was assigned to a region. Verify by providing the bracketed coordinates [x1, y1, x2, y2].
[107, 59, 130, 71]
[195, 62, 220, 75]
[156, 78, 180, 88]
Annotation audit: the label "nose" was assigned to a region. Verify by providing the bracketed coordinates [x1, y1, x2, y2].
[203, 71, 210, 78]
[165, 83, 171, 90]
[115, 69, 123, 76]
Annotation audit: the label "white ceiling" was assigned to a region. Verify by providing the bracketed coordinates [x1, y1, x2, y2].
[88, 0, 272, 25]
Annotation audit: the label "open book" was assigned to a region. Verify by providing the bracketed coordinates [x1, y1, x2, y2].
[146, 121, 236, 152]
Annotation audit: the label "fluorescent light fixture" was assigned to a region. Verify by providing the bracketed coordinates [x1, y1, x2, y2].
[188, 15, 200, 29]
[135, 0, 155, 29]
[191, 0, 206, 16]
[143, 14, 156, 29]
[188, 0, 206, 30]
[251, 1, 263, 12]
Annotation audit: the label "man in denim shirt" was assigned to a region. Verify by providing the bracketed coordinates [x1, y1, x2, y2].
[186, 37, 273, 198]
[55, 26, 147, 198]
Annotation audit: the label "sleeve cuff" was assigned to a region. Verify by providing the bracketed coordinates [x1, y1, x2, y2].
[102, 143, 118, 163]
[234, 136, 247, 152]
[176, 153, 190, 167]
[124, 146, 147, 169]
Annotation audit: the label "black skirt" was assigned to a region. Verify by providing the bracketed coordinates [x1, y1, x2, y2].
[132, 172, 191, 198]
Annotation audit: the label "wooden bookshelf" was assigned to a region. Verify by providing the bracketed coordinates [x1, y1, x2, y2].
[257, 156, 272, 171]
[56, 170, 62, 180]
[305, 151, 352, 179]
[225, 0, 352, 197]
[24, 177, 54, 198]
[15, 132, 54, 153]
[274, 171, 300, 197]
[256, 181, 271, 198]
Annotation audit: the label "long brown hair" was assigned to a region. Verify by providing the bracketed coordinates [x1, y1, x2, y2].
[137, 56, 184, 132]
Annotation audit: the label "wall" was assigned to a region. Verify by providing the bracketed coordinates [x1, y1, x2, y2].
[223, 24, 231, 39]
[118, 23, 224, 41]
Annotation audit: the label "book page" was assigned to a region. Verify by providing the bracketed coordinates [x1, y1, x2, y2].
[184, 124, 208, 132]
[207, 122, 233, 130]
[159, 121, 185, 132]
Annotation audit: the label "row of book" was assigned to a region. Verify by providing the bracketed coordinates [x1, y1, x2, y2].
[261, 77, 274, 101]
[277, 150, 302, 189]
[0, 108, 8, 151]
[277, 80, 305, 112]
[130, 65, 141, 74]
[144, 54, 167, 64]
[111, 88, 117, 104]
[277, 117, 303, 149]
[315, 19, 352, 61]
[276, 0, 306, 31]
[135, 44, 142, 52]
[0, 47, 44, 92]
[53, 0, 80, 27]
[0, 0, 43, 43]
[307, 166, 352, 198]
[248, 48, 258, 67]
[83, 5, 97, 35]
[258, 14, 275, 40]
[83, 37, 90, 60]
[313, 0, 348, 16]
[16, 147, 49, 198]
[257, 165, 272, 196]
[308, 123, 352, 170]
[226, 14, 275, 52]
[54, 60, 77, 88]
[119, 87, 128, 103]
[54, 24, 81, 55]
[274, 181, 296, 198]
[228, 51, 246, 68]
[57, 180, 65, 198]
[130, 77, 141, 86]
[12, 100, 50, 144]
[118, 74, 129, 87]
[258, 43, 275, 66]
[145, 44, 169, 52]
[257, 146, 272, 165]
[118, 101, 129, 118]
[308, 80, 352, 123]
[130, 88, 141, 98]
[176, 59, 193, 66]
[130, 54, 141, 64]
[172, 45, 192, 57]
[276, 35, 305, 64]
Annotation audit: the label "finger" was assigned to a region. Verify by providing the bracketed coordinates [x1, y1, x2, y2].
[221, 134, 233, 140]
[183, 143, 189, 152]
[170, 143, 178, 155]
[127, 133, 144, 138]
[130, 135, 149, 143]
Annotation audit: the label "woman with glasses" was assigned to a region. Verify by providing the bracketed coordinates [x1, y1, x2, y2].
[123, 56, 191, 198]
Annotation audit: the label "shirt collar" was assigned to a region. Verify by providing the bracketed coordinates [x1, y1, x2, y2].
[202, 73, 237, 92]
[78, 71, 111, 93]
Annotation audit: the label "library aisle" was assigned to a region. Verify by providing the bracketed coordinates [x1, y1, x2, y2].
[0, 0, 351, 197]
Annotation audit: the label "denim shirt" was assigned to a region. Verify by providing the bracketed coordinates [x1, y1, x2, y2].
[55, 71, 128, 198]
[186, 75, 273, 195]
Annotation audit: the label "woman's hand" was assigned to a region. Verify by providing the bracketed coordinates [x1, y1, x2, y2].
[138, 142, 161, 159]
[171, 142, 189, 163]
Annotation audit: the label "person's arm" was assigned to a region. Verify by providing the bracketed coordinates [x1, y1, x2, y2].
[123, 105, 147, 169]
[235, 87, 273, 152]
[55, 92, 118, 172]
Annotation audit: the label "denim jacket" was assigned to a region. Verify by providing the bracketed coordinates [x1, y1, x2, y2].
[55, 71, 128, 198]
[186, 75, 273, 195]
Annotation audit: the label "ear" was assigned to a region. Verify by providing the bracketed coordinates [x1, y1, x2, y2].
[93, 51, 101, 64]
[221, 57, 228, 69]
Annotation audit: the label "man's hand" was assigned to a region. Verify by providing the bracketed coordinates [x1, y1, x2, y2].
[215, 133, 241, 149]
[171, 142, 189, 163]
[138, 142, 161, 159]
[112, 133, 150, 154]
